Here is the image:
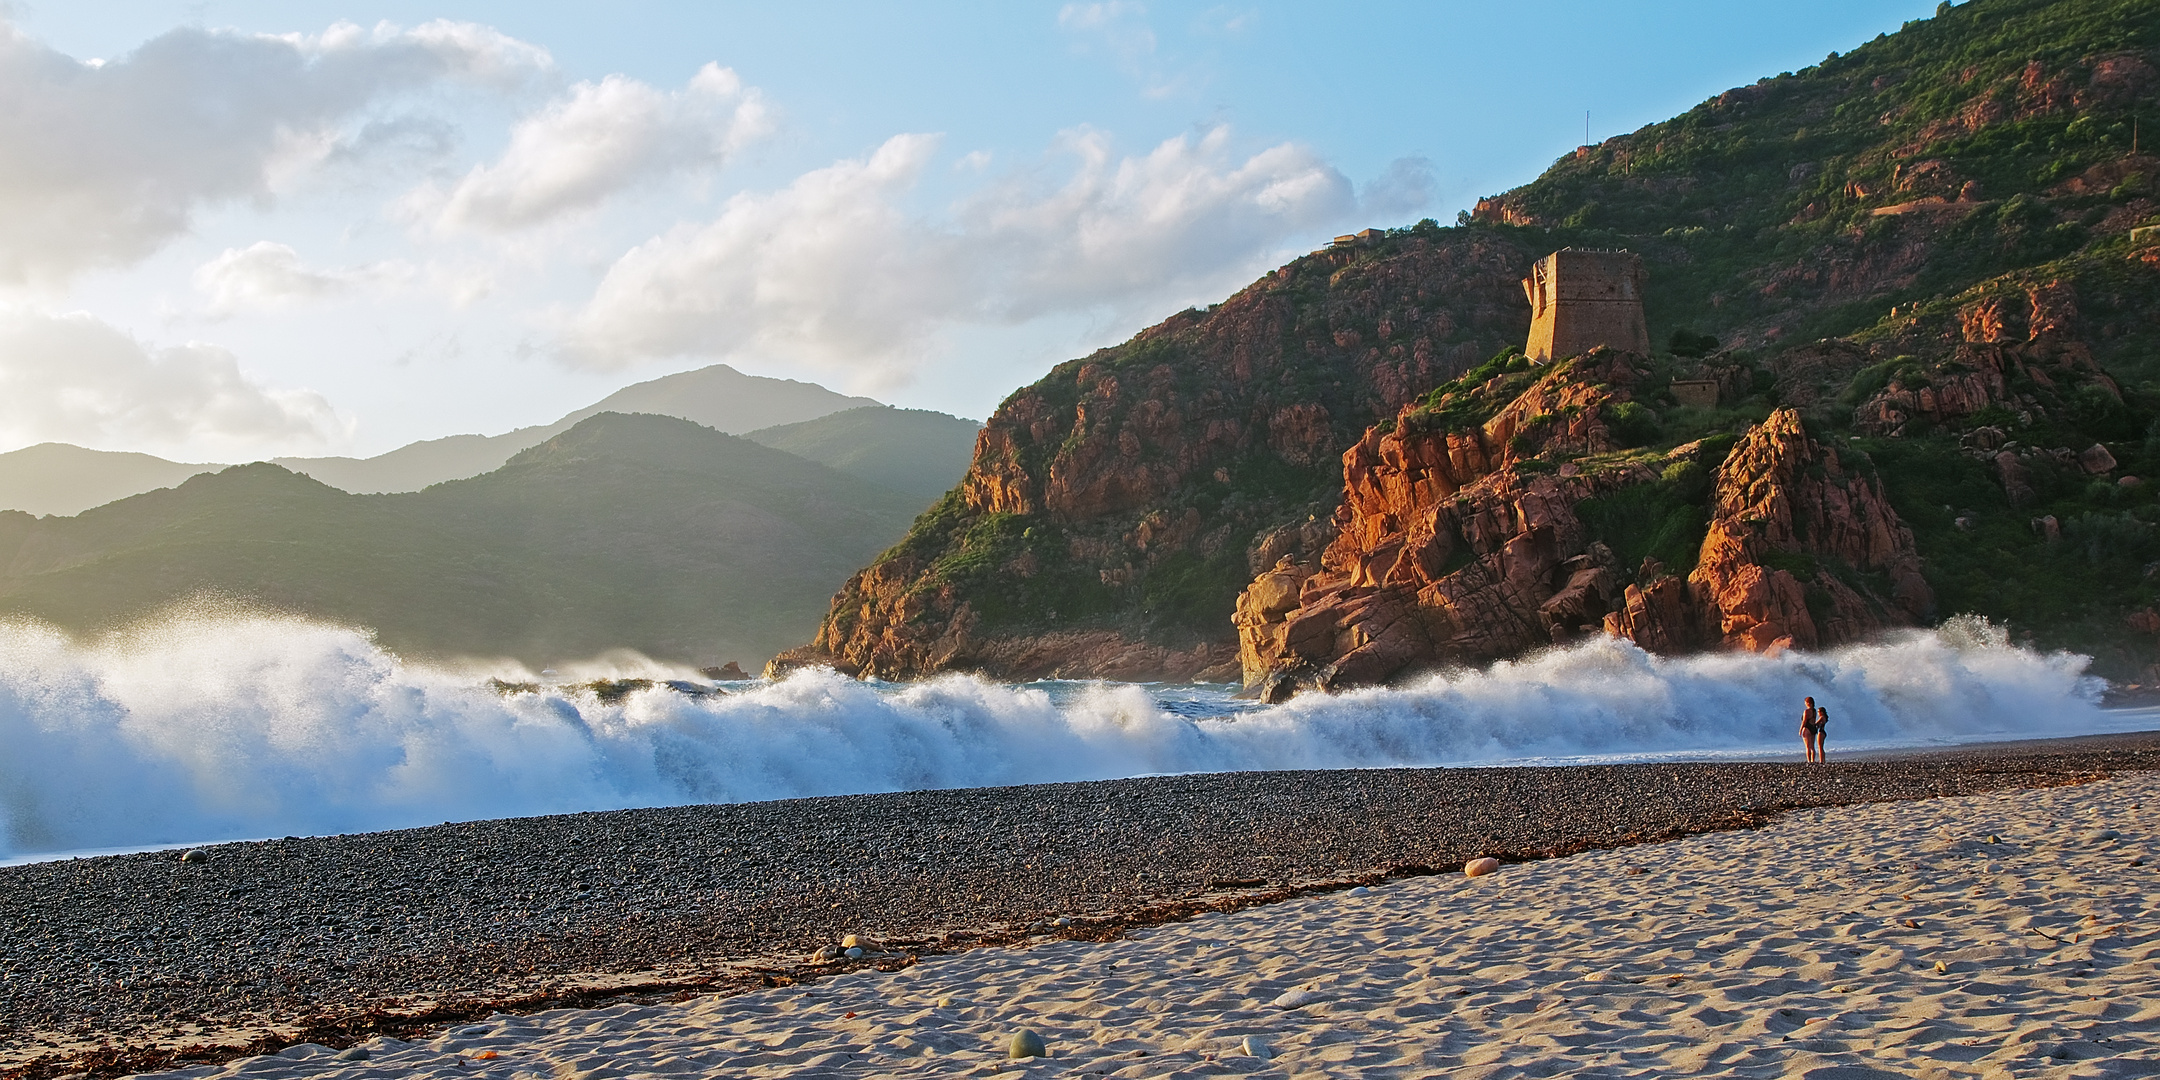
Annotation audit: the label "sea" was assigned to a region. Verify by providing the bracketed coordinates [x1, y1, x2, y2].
[0, 611, 2149, 865]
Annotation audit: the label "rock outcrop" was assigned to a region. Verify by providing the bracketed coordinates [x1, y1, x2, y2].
[1234, 351, 1665, 699]
[1851, 281, 2123, 437]
[1238, 402, 1937, 698]
[1682, 409, 1935, 653]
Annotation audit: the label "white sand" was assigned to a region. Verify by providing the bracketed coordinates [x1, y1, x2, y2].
[150, 774, 2159, 1079]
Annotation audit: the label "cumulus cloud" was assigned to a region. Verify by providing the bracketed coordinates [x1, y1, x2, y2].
[561, 133, 952, 381]
[415, 63, 770, 232]
[0, 18, 550, 283]
[193, 242, 347, 314]
[559, 125, 1403, 382]
[0, 309, 346, 453]
[191, 242, 417, 316]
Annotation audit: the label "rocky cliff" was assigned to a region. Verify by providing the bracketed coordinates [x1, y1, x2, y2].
[793, 0, 2160, 684]
[1233, 358, 1941, 697]
[774, 231, 1541, 679]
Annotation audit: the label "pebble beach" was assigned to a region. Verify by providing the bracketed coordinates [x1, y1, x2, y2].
[3, 734, 2158, 1079]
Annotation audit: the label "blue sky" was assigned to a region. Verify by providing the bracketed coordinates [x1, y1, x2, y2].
[0, 1, 1940, 460]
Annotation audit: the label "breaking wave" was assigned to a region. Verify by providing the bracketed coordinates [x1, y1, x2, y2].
[0, 612, 2127, 859]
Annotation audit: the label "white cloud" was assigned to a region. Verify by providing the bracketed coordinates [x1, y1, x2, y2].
[0, 18, 551, 284]
[413, 63, 769, 233]
[193, 242, 347, 314]
[559, 126, 1401, 383]
[560, 132, 952, 383]
[191, 242, 418, 316]
[0, 308, 346, 454]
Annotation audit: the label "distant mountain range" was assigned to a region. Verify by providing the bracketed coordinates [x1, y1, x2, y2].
[0, 412, 929, 668]
[0, 364, 972, 515]
[269, 364, 882, 496]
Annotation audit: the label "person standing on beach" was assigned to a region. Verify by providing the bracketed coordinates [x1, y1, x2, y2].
[1814, 706, 1830, 761]
[1800, 696, 1819, 763]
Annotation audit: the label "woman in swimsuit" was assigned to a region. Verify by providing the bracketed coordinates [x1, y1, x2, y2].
[1800, 696, 1818, 763]
[1814, 705, 1829, 761]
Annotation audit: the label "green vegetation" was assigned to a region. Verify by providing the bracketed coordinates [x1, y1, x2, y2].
[1578, 457, 1716, 575]
[1859, 433, 2160, 673]
[1468, 0, 2160, 354]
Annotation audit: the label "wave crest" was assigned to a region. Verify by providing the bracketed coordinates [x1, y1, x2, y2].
[0, 613, 2113, 857]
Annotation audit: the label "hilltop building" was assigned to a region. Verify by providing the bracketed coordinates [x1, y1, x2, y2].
[1522, 248, 1650, 362]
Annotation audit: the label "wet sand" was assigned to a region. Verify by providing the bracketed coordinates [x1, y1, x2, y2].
[2, 732, 2157, 1079]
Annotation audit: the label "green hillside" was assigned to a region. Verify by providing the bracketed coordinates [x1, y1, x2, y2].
[743, 406, 981, 499]
[798, 0, 2160, 682]
[1466, 0, 2160, 670]
[0, 413, 924, 667]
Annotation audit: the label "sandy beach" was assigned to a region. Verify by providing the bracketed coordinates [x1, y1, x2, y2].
[88, 764, 2153, 1079]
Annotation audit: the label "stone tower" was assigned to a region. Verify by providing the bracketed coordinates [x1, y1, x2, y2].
[1521, 248, 1650, 362]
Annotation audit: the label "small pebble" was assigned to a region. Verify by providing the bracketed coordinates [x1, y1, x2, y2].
[1346, 886, 1372, 896]
[1239, 1035, 1274, 1059]
[1007, 1029, 1048, 1059]
[2089, 829, 2121, 843]
[844, 946, 864, 960]
[1464, 857, 1501, 878]
[179, 849, 208, 865]
[1272, 987, 1321, 1009]
[1053, 916, 1070, 926]
[334, 1047, 371, 1062]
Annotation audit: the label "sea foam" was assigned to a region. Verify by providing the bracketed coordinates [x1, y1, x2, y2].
[0, 612, 2118, 858]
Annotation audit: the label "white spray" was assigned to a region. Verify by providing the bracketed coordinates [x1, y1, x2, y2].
[0, 612, 2115, 858]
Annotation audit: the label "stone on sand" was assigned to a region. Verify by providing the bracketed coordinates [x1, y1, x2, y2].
[1272, 987, 1321, 1009]
[1239, 1035, 1274, 1059]
[1464, 857, 1501, 877]
[1007, 1029, 1048, 1059]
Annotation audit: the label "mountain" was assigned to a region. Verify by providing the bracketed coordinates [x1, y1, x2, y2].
[742, 407, 982, 499]
[783, 0, 2160, 685]
[0, 444, 219, 517]
[271, 364, 881, 494]
[0, 413, 925, 667]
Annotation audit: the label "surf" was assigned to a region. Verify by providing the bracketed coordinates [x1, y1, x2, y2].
[0, 611, 2117, 859]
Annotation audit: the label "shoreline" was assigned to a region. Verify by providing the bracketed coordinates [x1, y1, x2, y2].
[3, 731, 2158, 1079]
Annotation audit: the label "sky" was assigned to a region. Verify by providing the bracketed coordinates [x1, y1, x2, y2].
[0, 1, 1943, 462]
